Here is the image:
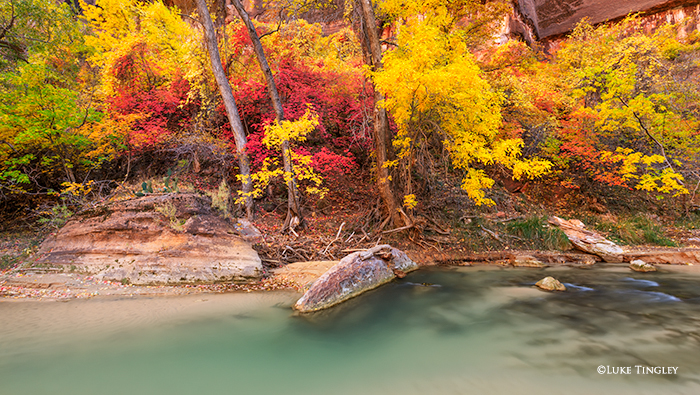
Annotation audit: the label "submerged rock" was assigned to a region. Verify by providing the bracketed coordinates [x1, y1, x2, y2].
[293, 245, 418, 312]
[535, 276, 566, 292]
[629, 259, 657, 273]
[37, 194, 263, 284]
[548, 216, 624, 262]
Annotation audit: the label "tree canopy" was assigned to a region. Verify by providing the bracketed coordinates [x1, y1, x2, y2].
[1, 0, 699, 227]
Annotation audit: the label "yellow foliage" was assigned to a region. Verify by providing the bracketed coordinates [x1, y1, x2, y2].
[60, 180, 94, 197]
[79, 113, 141, 161]
[556, 17, 700, 198]
[81, 0, 204, 97]
[372, 1, 550, 205]
[263, 107, 320, 149]
[236, 109, 327, 203]
[226, 19, 363, 90]
[602, 147, 688, 196]
[403, 194, 417, 210]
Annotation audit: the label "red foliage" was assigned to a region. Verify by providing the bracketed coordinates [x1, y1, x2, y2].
[311, 147, 358, 190]
[108, 44, 195, 149]
[216, 46, 370, 200]
[557, 110, 630, 188]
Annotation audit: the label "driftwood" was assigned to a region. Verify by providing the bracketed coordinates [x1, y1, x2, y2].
[548, 216, 624, 262]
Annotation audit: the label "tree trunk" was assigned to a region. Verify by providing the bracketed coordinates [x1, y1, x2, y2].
[230, 0, 304, 233]
[356, 0, 405, 229]
[195, 0, 253, 219]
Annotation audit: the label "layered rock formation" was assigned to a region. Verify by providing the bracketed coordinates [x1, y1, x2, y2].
[513, 0, 700, 39]
[625, 249, 700, 265]
[37, 194, 263, 284]
[293, 245, 418, 312]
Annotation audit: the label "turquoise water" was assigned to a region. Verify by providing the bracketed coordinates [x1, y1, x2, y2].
[1, 266, 700, 395]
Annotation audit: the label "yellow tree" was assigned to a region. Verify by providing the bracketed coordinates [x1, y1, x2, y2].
[372, 0, 550, 212]
[82, 0, 203, 98]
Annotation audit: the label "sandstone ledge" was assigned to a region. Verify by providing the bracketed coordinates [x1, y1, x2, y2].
[37, 194, 263, 285]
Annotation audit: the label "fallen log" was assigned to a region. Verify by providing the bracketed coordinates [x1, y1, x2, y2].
[548, 216, 623, 262]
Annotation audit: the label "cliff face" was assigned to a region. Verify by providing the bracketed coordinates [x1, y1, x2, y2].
[514, 0, 700, 39]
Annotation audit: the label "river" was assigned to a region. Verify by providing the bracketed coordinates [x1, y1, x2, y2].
[1, 265, 699, 394]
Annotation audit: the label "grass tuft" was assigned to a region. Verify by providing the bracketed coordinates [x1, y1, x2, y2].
[505, 216, 571, 250]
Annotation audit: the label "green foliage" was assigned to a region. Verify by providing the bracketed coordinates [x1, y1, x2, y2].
[155, 201, 185, 231]
[37, 203, 74, 229]
[0, 254, 20, 270]
[675, 211, 700, 231]
[162, 169, 179, 193]
[208, 179, 232, 219]
[0, 0, 85, 73]
[0, 0, 108, 196]
[0, 232, 42, 270]
[133, 169, 179, 197]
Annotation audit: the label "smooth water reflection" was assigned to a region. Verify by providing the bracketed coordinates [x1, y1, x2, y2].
[1, 266, 700, 395]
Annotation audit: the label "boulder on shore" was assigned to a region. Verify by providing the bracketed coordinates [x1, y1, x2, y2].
[629, 259, 657, 273]
[535, 276, 566, 292]
[293, 245, 418, 312]
[548, 216, 624, 262]
[511, 255, 547, 268]
[37, 193, 263, 284]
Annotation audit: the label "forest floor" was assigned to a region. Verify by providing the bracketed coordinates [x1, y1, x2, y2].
[2, 184, 700, 301]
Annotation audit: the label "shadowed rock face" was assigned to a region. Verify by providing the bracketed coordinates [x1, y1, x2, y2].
[37, 194, 262, 284]
[293, 245, 419, 312]
[517, 0, 699, 38]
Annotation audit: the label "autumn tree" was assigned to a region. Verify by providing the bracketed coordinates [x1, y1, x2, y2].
[229, 0, 305, 232]
[483, 17, 700, 210]
[0, 0, 106, 199]
[370, 0, 550, 214]
[194, 0, 255, 218]
[353, 0, 404, 229]
[554, 18, 697, 199]
[223, 19, 366, 208]
[532, 18, 700, 206]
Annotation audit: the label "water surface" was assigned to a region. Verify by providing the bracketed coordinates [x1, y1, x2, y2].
[1, 266, 700, 394]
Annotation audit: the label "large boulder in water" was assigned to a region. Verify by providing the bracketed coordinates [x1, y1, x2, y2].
[293, 245, 418, 312]
[37, 193, 263, 284]
[548, 216, 624, 262]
